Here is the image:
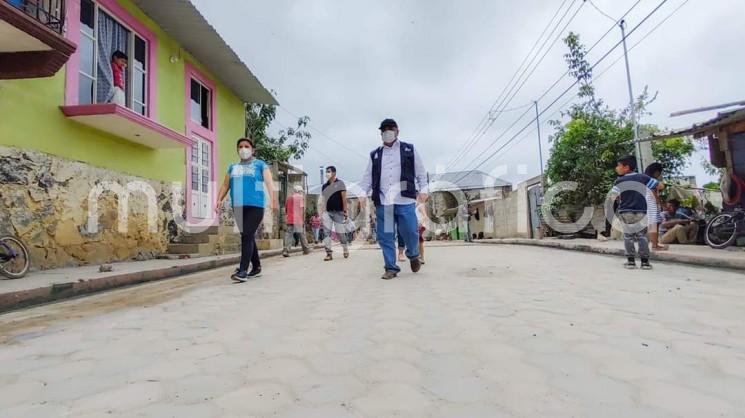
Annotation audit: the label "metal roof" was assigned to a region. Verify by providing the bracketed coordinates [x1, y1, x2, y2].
[130, 0, 277, 105]
[429, 170, 511, 191]
[643, 107, 745, 142]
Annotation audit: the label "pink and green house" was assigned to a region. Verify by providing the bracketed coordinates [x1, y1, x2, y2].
[0, 0, 276, 269]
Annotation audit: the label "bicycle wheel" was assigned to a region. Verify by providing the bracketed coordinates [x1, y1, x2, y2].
[705, 214, 738, 249]
[0, 236, 30, 279]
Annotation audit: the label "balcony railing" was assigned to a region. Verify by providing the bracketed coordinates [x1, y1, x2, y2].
[4, 0, 65, 34]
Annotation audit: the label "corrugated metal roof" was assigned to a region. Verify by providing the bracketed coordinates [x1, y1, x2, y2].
[130, 0, 276, 105]
[644, 107, 745, 142]
[430, 170, 511, 191]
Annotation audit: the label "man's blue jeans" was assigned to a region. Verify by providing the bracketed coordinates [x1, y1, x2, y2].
[376, 204, 419, 272]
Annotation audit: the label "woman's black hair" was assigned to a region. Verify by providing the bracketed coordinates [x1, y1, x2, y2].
[236, 137, 254, 148]
[644, 162, 663, 177]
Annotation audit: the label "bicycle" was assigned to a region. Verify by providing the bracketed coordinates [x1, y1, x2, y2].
[705, 208, 745, 250]
[0, 236, 30, 279]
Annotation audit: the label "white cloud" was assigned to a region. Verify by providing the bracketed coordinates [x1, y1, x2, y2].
[193, 0, 743, 187]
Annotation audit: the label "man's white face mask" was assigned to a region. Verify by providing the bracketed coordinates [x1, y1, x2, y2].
[239, 148, 253, 160]
[382, 130, 396, 144]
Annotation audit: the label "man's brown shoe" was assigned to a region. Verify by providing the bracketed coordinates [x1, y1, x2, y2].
[381, 271, 398, 280]
[343, 250, 349, 259]
[410, 257, 421, 273]
[324, 253, 333, 261]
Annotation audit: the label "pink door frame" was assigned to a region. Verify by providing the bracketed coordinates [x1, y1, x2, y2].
[184, 61, 218, 224]
[63, 0, 158, 117]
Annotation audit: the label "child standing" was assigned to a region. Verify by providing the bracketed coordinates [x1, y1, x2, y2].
[611, 156, 665, 270]
[110, 50, 128, 106]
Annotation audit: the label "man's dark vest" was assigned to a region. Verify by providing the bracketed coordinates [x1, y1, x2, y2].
[370, 140, 417, 207]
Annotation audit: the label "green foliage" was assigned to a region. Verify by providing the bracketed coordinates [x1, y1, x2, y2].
[703, 181, 720, 191]
[546, 32, 694, 208]
[245, 103, 311, 163]
[651, 136, 695, 178]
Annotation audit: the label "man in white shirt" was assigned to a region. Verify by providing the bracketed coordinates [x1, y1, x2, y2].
[359, 119, 428, 280]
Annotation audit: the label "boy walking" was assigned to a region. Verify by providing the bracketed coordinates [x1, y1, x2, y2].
[610, 156, 665, 270]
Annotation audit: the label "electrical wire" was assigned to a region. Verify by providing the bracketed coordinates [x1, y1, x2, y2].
[449, 0, 672, 186]
[589, 0, 618, 22]
[444, 0, 574, 170]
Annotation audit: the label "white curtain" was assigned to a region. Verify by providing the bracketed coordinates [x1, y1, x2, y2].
[96, 12, 129, 104]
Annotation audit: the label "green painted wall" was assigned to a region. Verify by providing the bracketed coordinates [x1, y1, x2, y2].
[0, 0, 247, 184]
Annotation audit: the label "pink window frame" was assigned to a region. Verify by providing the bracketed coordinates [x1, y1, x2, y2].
[185, 61, 218, 223]
[63, 0, 158, 118]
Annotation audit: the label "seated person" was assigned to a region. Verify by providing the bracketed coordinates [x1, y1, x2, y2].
[659, 199, 698, 245]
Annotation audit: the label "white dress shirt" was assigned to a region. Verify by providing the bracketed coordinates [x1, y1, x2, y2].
[359, 139, 427, 206]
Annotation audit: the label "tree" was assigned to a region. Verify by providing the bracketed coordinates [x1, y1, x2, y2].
[245, 103, 311, 163]
[546, 32, 694, 209]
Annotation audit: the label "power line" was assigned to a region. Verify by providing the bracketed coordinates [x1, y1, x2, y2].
[450, 0, 672, 186]
[452, 0, 587, 173]
[452, 0, 646, 177]
[447, 0, 584, 171]
[588, 0, 617, 22]
[278, 105, 367, 161]
[444, 0, 574, 170]
[496, 0, 690, 166]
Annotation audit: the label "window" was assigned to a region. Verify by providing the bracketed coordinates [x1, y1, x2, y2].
[78, 0, 149, 116]
[190, 78, 211, 129]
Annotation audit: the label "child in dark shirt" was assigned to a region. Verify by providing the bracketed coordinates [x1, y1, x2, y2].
[611, 155, 665, 270]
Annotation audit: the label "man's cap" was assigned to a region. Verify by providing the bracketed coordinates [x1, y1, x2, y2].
[379, 118, 398, 130]
[293, 184, 303, 193]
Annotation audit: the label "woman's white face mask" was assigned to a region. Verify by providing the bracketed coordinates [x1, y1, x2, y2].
[238, 147, 253, 160]
[382, 130, 397, 143]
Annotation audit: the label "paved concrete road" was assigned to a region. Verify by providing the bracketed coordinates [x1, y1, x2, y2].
[1, 244, 745, 417]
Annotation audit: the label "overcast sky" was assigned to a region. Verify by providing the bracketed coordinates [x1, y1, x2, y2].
[192, 0, 742, 187]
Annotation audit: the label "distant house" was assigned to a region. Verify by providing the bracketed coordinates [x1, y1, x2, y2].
[0, 0, 276, 268]
[429, 170, 512, 240]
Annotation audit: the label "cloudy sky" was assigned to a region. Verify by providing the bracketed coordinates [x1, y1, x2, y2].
[192, 0, 743, 187]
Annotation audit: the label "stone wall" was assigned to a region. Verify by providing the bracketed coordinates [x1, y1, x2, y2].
[0, 146, 181, 270]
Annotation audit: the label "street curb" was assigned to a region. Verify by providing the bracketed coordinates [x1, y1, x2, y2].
[477, 238, 745, 271]
[0, 247, 313, 314]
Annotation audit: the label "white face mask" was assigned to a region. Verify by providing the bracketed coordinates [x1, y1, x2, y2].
[239, 148, 253, 160]
[382, 130, 396, 143]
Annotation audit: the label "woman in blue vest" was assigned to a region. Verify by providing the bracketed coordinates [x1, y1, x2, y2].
[215, 138, 277, 282]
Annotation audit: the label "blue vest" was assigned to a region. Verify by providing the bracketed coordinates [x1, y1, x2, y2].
[370, 141, 417, 207]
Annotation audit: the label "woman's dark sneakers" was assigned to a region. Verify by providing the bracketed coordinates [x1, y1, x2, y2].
[624, 258, 637, 269]
[640, 259, 653, 270]
[248, 267, 262, 278]
[231, 270, 248, 282]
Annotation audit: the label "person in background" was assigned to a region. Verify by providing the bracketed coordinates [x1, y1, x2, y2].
[215, 137, 278, 282]
[644, 162, 667, 251]
[396, 228, 406, 262]
[460, 203, 473, 242]
[659, 199, 699, 245]
[610, 155, 665, 270]
[283, 185, 310, 257]
[110, 51, 128, 106]
[320, 166, 350, 261]
[310, 212, 322, 244]
[416, 197, 427, 264]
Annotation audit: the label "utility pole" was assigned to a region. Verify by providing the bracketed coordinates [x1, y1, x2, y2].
[533, 101, 545, 184]
[319, 166, 324, 186]
[620, 19, 642, 168]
